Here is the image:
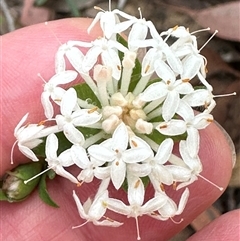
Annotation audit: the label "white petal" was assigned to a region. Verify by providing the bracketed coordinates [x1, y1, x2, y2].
[141, 48, 159, 76]
[88, 191, 108, 219]
[166, 165, 192, 182]
[141, 82, 168, 101]
[94, 166, 111, 180]
[107, 198, 131, 216]
[186, 127, 199, 157]
[101, 49, 121, 80]
[55, 48, 66, 73]
[66, 47, 84, 72]
[156, 120, 186, 136]
[128, 175, 144, 206]
[46, 133, 58, 160]
[112, 123, 128, 151]
[49, 70, 78, 85]
[162, 90, 180, 121]
[93, 219, 123, 227]
[163, 46, 183, 74]
[88, 145, 116, 162]
[175, 188, 190, 215]
[60, 88, 77, 116]
[58, 149, 74, 167]
[111, 159, 126, 190]
[71, 145, 89, 169]
[155, 138, 174, 164]
[151, 165, 173, 185]
[41, 92, 53, 119]
[127, 163, 151, 177]
[63, 124, 85, 145]
[181, 54, 202, 80]
[73, 191, 88, 219]
[141, 195, 168, 214]
[193, 113, 213, 129]
[182, 89, 209, 107]
[158, 198, 177, 218]
[176, 100, 194, 121]
[83, 46, 102, 72]
[179, 140, 202, 172]
[55, 165, 78, 183]
[174, 82, 194, 95]
[73, 109, 102, 126]
[154, 60, 176, 83]
[18, 144, 39, 162]
[123, 148, 151, 163]
[14, 113, 29, 135]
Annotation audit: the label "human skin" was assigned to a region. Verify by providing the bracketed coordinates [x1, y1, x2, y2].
[0, 18, 239, 241]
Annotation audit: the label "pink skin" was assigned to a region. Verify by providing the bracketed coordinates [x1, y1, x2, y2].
[0, 18, 239, 241]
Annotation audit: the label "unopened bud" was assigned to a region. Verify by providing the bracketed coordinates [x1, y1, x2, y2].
[2, 162, 43, 202]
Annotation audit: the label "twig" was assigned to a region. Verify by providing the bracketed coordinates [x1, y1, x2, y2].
[0, 0, 15, 32]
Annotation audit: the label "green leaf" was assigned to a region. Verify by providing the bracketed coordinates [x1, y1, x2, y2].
[38, 172, 59, 208]
[74, 82, 101, 108]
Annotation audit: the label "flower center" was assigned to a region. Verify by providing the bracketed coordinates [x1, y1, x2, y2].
[101, 92, 153, 134]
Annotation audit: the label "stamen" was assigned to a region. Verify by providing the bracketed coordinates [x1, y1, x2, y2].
[191, 27, 210, 35]
[37, 120, 46, 126]
[77, 181, 84, 187]
[173, 181, 177, 190]
[131, 140, 138, 147]
[214, 92, 237, 98]
[135, 216, 141, 240]
[170, 217, 184, 224]
[103, 215, 114, 222]
[88, 107, 98, 114]
[94, 6, 104, 12]
[72, 220, 89, 229]
[138, 7, 142, 19]
[182, 78, 190, 83]
[199, 30, 218, 52]
[160, 183, 165, 192]
[159, 124, 168, 129]
[37, 73, 47, 84]
[10, 140, 18, 164]
[134, 180, 141, 189]
[198, 174, 223, 191]
[172, 25, 179, 31]
[109, 0, 111, 11]
[44, 22, 63, 46]
[24, 166, 53, 184]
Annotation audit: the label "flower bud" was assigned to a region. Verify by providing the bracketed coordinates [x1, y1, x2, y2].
[2, 162, 43, 202]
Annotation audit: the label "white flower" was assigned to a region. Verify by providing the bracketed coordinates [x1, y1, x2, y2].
[56, 88, 102, 145]
[72, 189, 123, 227]
[140, 76, 193, 121]
[107, 174, 168, 240]
[88, 123, 152, 189]
[147, 138, 174, 186]
[87, 6, 134, 39]
[139, 27, 183, 76]
[183, 88, 216, 113]
[41, 70, 78, 119]
[45, 133, 78, 184]
[55, 42, 85, 73]
[68, 38, 128, 80]
[11, 113, 46, 163]
[150, 188, 190, 221]
[71, 144, 110, 183]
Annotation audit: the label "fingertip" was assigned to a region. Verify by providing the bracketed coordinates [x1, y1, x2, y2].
[187, 209, 240, 241]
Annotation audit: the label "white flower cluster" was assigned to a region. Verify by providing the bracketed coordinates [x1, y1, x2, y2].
[12, 3, 228, 240]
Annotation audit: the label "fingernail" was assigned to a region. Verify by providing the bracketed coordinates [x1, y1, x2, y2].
[214, 121, 236, 168]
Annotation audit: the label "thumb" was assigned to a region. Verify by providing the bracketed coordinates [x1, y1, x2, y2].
[1, 18, 101, 174]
